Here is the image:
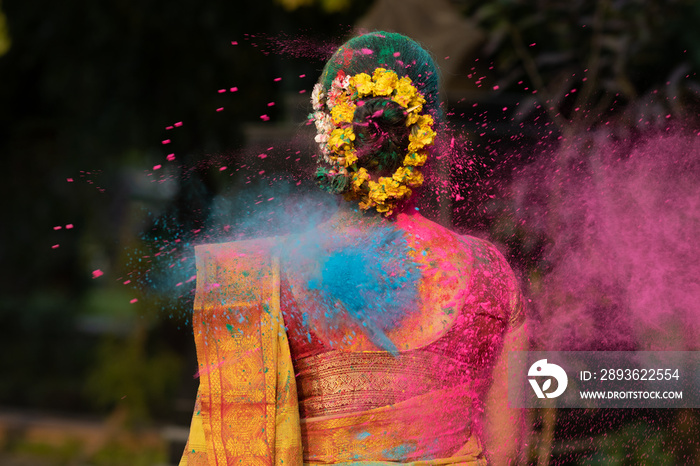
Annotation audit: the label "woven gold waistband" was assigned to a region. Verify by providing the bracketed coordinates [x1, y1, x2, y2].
[295, 350, 462, 418]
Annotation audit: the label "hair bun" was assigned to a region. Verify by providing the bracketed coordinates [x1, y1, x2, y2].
[352, 97, 410, 175]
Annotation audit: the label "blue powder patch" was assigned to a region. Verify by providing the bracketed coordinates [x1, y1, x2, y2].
[310, 226, 421, 354]
[356, 431, 371, 440]
[382, 443, 417, 460]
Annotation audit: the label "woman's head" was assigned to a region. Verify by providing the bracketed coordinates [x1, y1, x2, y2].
[311, 32, 439, 216]
[320, 32, 440, 116]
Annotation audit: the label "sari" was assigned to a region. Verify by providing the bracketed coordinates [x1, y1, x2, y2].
[179, 213, 523, 465]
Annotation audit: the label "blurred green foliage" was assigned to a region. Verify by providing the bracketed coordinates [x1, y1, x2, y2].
[5, 437, 166, 466]
[0, 2, 9, 56]
[457, 0, 700, 133]
[84, 323, 182, 424]
[276, 0, 352, 13]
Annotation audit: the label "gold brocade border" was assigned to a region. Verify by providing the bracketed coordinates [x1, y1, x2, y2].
[295, 350, 458, 417]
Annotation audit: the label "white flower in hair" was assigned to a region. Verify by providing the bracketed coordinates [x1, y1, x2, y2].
[311, 83, 325, 112]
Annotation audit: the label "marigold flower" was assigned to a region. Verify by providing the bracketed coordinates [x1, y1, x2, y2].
[403, 150, 428, 167]
[367, 180, 388, 203]
[392, 77, 417, 107]
[375, 203, 392, 214]
[408, 122, 436, 152]
[352, 167, 370, 189]
[392, 166, 424, 187]
[350, 73, 374, 97]
[410, 92, 426, 108]
[405, 109, 421, 126]
[372, 68, 399, 96]
[343, 150, 358, 167]
[328, 127, 355, 151]
[331, 102, 356, 125]
[414, 113, 434, 129]
[368, 178, 411, 206]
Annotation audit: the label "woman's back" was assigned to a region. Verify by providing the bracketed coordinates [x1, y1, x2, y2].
[278, 210, 522, 462]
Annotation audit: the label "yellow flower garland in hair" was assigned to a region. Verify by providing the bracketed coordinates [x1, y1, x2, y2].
[311, 68, 436, 216]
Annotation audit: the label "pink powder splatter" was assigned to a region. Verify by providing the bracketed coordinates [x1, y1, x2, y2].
[218, 89, 226, 93]
[67, 178, 74, 182]
[493, 85, 500, 90]
[361, 48, 373, 55]
[274, 77, 282, 82]
[219, 166, 227, 171]
[92, 269, 104, 279]
[153, 164, 162, 170]
[267, 102, 275, 107]
[510, 133, 700, 352]
[123, 280, 131, 285]
[299, 89, 306, 94]
[216, 107, 224, 112]
[166, 125, 174, 130]
[52, 244, 59, 249]
[393, 52, 400, 57]
[166, 153, 175, 161]
[258, 154, 267, 159]
[66, 224, 74, 229]
[231, 41, 238, 45]
[53, 226, 62, 230]
[260, 114, 270, 121]
[174, 121, 183, 127]
[162, 139, 171, 145]
[130, 298, 138, 304]
[299, 74, 306, 78]
[230, 87, 238, 92]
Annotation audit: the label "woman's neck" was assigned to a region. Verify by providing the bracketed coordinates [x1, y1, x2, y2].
[326, 203, 385, 231]
[326, 201, 420, 232]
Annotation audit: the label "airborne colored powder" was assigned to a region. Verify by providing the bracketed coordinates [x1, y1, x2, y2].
[507, 132, 700, 351]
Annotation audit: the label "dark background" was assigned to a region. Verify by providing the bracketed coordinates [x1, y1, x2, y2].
[1, 0, 699, 464]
